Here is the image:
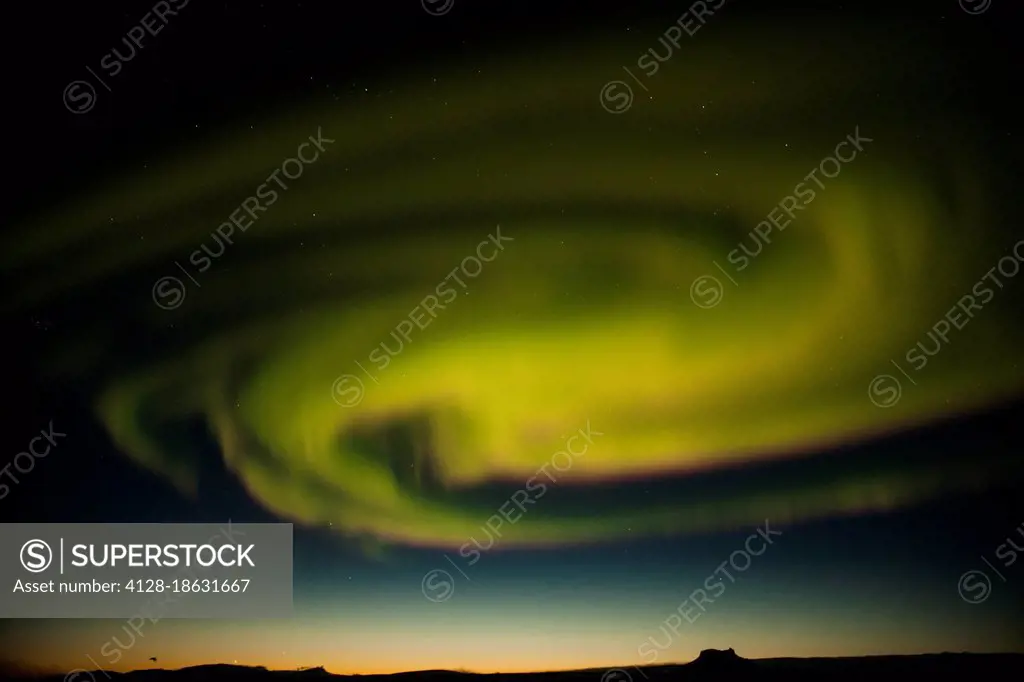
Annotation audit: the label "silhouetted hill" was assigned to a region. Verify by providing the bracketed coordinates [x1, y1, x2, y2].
[5, 652, 1024, 682]
[690, 647, 755, 672]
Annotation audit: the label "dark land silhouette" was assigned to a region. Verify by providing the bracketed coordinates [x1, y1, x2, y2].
[5, 649, 1024, 682]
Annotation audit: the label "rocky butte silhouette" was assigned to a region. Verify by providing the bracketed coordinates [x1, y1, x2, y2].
[688, 648, 757, 675]
[4, 652, 1024, 682]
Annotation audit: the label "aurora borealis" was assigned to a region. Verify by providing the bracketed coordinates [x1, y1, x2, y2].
[2, 0, 1023, 674]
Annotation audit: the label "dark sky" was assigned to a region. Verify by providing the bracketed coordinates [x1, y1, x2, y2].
[2, 0, 1023, 674]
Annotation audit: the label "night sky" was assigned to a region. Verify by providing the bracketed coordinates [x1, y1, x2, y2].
[2, 0, 1023, 674]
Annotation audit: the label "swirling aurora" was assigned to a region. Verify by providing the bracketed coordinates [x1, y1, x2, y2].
[4, 22, 1023, 552]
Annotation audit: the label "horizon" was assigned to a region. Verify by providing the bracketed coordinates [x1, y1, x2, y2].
[12, 648, 1024, 678]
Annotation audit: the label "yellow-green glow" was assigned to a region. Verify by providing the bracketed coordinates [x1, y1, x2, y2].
[5, 23, 1023, 549]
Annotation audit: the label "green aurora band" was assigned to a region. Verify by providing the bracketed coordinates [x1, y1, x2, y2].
[5, 21, 1024, 548]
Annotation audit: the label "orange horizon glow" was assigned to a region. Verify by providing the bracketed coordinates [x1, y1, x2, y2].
[9, 612, 1023, 677]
